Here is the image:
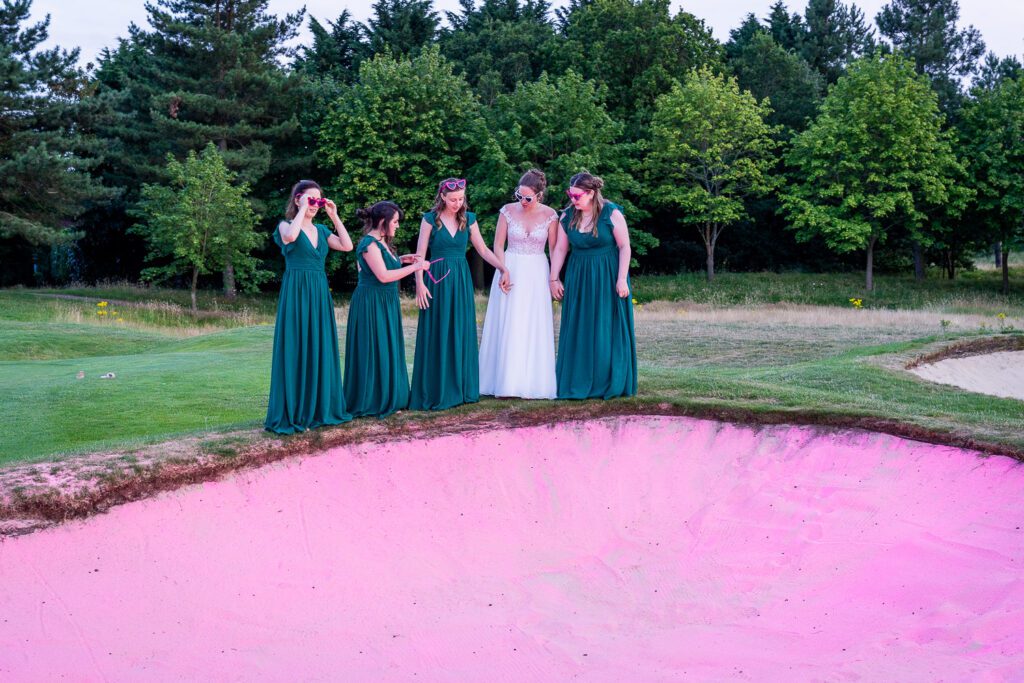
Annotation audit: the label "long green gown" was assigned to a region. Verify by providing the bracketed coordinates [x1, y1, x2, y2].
[265, 223, 352, 434]
[409, 210, 480, 411]
[344, 235, 410, 418]
[556, 202, 638, 399]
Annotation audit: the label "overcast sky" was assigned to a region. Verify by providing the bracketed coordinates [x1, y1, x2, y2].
[32, 0, 1024, 68]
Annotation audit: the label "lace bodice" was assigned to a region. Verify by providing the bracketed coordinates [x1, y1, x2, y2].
[501, 206, 554, 255]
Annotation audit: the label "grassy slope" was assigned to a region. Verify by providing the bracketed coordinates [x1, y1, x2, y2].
[1, 273, 1023, 466]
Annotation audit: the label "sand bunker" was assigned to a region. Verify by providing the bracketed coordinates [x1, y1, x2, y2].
[911, 350, 1024, 401]
[1, 416, 1022, 680]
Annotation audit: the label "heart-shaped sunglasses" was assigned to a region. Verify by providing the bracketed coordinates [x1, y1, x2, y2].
[425, 257, 450, 284]
[300, 196, 329, 208]
[439, 179, 467, 192]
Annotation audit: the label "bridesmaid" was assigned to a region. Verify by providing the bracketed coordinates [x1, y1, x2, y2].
[265, 180, 354, 434]
[344, 201, 430, 418]
[410, 178, 511, 411]
[549, 171, 638, 399]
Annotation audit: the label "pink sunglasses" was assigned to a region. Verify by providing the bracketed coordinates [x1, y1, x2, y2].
[301, 196, 328, 208]
[566, 189, 588, 201]
[426, 257, 450, 284]
[439, 179, 467, 192]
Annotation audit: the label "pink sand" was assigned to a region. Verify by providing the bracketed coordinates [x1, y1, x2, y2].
[1, 416, 1023, 680]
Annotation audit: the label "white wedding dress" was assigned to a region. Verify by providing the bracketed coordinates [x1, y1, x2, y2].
[478, 206, 557, 399]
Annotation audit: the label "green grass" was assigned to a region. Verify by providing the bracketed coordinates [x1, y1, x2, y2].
[1, 276, 1023, 467]
[631, 269, 1024, 314]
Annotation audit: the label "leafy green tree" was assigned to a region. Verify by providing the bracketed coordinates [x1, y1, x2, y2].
[440, 0, 559, 104]
[559, 0, 721, 131]
[0, 0, 114, 283]
[783, 54, 966, 291]
[489, 69, 657, 259]
[317, 47, 511, 284]
[876, 0, 985, 113]
[730, 32, 823, 135]
[801, 0, 875, 83]
[363, 0, 439, 56]
[960, 76, 1024, 295]
[133, 144, 265, 311]
[647, 66, 779, 282]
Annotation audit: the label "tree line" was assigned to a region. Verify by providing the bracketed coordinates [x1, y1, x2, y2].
[1, 0, 1021, 294]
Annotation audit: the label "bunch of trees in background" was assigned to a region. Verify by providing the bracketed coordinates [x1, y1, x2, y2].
[1, 0, 1021, 294]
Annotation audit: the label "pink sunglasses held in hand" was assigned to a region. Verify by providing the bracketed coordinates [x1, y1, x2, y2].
[426, 258, 450, 284]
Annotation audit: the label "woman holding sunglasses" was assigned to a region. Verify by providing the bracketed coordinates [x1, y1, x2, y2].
[344, 200, 431, 418]
[478, 168, 559, 399]
[548, 171, 637, 399]
[410, 177, 511, 411]
[265, 180, 355, 434]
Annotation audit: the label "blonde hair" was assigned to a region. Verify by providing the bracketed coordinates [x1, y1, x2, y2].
[431, 178, 468, 231]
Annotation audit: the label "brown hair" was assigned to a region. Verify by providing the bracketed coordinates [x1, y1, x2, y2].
[566, 171, 606, 237]
[517, 168, 547, 200]
[431, 178, 469, 231]
[356, 201, 403, 255]
[285, 179, 322, 220]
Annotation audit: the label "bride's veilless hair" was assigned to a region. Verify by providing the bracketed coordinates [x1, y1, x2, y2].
[518, 168, 547, 200]
[356, 201, 403, 255]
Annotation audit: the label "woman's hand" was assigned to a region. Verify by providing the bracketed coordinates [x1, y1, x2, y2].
[549, 278, 564, 301]
[499, 269, 512, 294]
[416, 281, 433, 309]
[297, 194, 311, 213]
[616, 278, 630, 298]
[399, 253, 423, 265]
[324, 198, 339, 219]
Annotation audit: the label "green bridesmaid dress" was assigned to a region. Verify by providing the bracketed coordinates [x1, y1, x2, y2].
[265, 223, 352, 434]
[556, 202, 638, 399]
[344, 235, 410, 418]
[409, 210, 480, 411]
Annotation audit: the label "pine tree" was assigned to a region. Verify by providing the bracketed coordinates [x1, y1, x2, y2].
[440, 0, 559, 104]
[766, 1, 805, 53]
[363, 0, 439, 56]
[801, 0, 875, 83]
[876, 0, 985, 113]
[295, 11, 369, 84]
[0, 0, 113, 284]
[90, 0, 306, 294]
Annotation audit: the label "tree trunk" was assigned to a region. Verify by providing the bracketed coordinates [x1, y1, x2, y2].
[470, 250, 484, 290]
[865, 237, 876, 292]
[1003, 245, 1011, 296]
[945, 249, 955, 280]
[190, 266, 199, 313]
[223, 256, 237, 298]
[912, 241, 924, 280]
[994, 242, 1002, 268]
[703, 224, 716, 283]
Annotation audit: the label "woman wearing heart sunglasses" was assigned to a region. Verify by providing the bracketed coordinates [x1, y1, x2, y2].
[410, 177, 512, 411]
[265, 180, 355, 434]
[548, 171, 637, 399]
[478, 168, 559, 399]
[344, 200, 431, 418]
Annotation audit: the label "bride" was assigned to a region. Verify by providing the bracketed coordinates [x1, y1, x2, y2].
[479, 168, 558, 398]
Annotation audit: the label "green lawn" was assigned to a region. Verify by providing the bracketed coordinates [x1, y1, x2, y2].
[1, 274, 1022, 468]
